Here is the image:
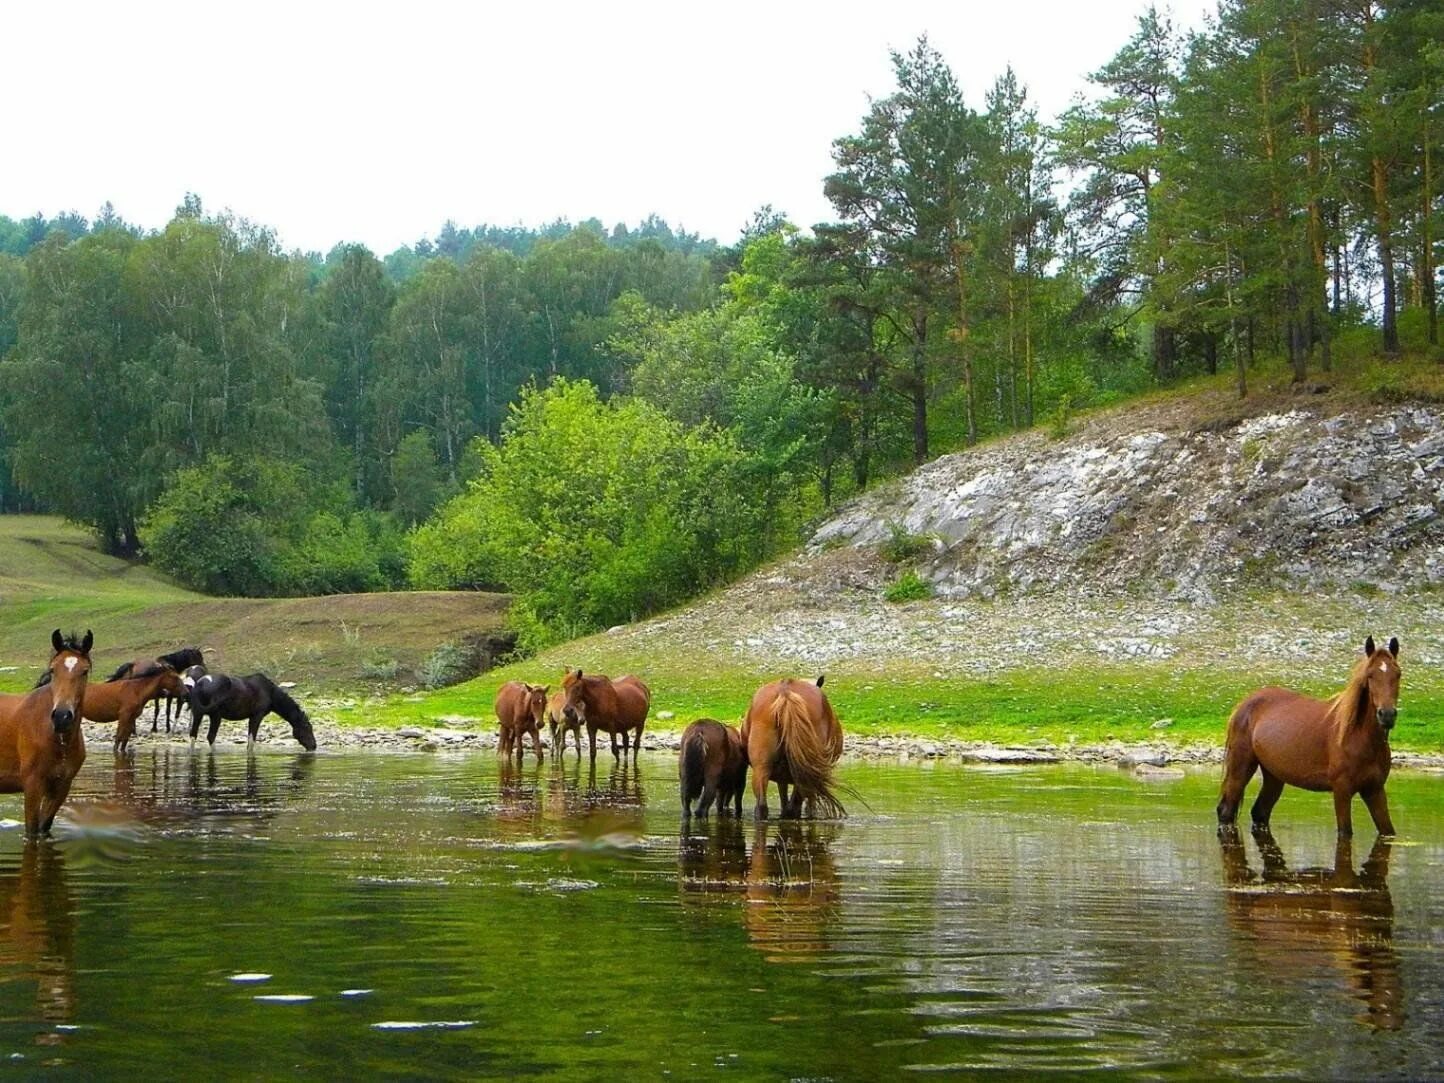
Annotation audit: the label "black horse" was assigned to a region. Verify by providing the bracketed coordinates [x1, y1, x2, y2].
[189, 673, 317, 751]
[108, 648, 204, 732]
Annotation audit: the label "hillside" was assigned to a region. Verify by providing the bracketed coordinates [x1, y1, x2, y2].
[364, 381, 1444, 752]
[0, 517, 511, 693]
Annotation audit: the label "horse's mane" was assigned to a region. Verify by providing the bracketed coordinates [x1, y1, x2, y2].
[107, 662, 170, 683]
[1324, 654, 1374, 739]
[254, 675, 306, 724]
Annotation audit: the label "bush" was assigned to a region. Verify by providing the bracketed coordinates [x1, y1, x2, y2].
[409, 379, 773, 651]
[142, 455, 405, 596]
[884, 569, 934, 603]
[416, 641, 473, 690]
[881, 521, 932, 563]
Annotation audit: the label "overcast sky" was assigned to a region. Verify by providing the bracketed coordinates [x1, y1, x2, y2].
[5, 1, 1208, 254]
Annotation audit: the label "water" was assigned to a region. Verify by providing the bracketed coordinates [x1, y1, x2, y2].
[1, 748, 1442, 1079]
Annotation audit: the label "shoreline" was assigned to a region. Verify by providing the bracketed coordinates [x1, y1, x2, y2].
[85, 720, 1444, 773]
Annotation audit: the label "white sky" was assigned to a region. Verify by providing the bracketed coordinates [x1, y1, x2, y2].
[4, 0, 1209, 255]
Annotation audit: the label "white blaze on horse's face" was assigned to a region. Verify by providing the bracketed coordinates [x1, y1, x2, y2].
[64, 657, 78, 672]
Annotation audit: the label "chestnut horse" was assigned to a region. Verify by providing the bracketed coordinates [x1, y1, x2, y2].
[1217, 636, 1402, 838]
[679, 719, 748, 821]
[560, 669, 650, 761]
[495, 681, 547, 761]
[83, 664, 187, 752]
[741, 677, 846, 820]
[0, 631, 93, 837]
[546, 690, 582, 757]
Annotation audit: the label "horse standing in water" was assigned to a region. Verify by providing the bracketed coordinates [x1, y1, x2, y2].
[82, 664, 187, 752]
[0, 630, 93, 837]
[741, 676, 846, 820]
[1218, 637, 1402, 837]
[189, 673, 317, 751]
[678, 718, 748, 821]
[108, 647, 204, 732]
[560, 669, 650, 761]
[546, 690, 582, 757]
[494, 681, 547, 761]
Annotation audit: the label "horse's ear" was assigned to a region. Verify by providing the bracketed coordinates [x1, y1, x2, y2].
[1388, 637, 1399, 658]
[81, 630, 93, 655]
[815, 674, 826, 688]
[51, 629, 64, 654]
[541, 685, 550, 695]
[1364, 636, 1376, 657]
[575, 669, 582, 680]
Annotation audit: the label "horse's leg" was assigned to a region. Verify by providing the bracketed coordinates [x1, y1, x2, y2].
[1216, 741, 1259, 826]
[116, 709, 137, 754]
[151, 695, 160, 733]
[248, 713, 265, 747]
[751, 762, 771, 820]
[530, 725, 544, 762]
[588, 724, 598, 762]
[40, 775, 75, 834]
[1250, 769, 1285, 831]
[1360, 784, 1396, 837]
[549, 720, 559, 756]
[207, 713, 223, 747]
[1333, 787, 1356, 838]
[611, 731, 621, 758]
[697, 782, 716, 818]
[22, 777, 42, 837]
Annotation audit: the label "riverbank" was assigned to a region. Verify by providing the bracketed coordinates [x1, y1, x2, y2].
[93, 719, 1444, 773]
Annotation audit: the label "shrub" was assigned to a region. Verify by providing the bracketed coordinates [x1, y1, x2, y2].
[416, 641, 473, 690]
[884, 569, 934, 603]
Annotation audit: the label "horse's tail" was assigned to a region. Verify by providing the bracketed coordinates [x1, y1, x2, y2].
[680, 730, 706, 806]
[1223, 695, 1256, 759]
[773, 684, 847, 819]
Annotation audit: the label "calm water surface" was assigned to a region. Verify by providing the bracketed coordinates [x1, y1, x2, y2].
[1, 748, 1442, 1079]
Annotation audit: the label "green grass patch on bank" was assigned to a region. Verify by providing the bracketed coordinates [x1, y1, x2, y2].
[333, 647, 1444, 754]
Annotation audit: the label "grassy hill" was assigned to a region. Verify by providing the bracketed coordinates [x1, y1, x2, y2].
[335, 362, 1444, 754]
[0, 516, 511, 694]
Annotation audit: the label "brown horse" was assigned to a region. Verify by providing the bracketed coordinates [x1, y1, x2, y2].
[82, 663, 187, 753]
[1218, 636, 1401, 837]
[546, 690, 582, 757]
[741, 677, 846, 820]
[560, 669, 650, 761]
[494, 681, 547, 761]
[679, 718, 748, 821]
[0, 630, 93, 837]
[1219, 828, 1400, 1029]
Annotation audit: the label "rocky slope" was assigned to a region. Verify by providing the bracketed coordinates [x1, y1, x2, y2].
[813, 403, 1444, 602]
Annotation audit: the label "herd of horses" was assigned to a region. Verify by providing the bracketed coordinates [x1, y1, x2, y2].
[0, 628, 1408, 842]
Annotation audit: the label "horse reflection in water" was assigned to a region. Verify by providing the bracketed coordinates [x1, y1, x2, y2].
[1219, 827, 1401, 1030]
[679, 820, 841, 961]
[500, 759, 646, 853]
[0, 846, 75, 1029]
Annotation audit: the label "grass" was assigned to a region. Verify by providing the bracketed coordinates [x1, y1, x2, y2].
[0, 516, 511, 694]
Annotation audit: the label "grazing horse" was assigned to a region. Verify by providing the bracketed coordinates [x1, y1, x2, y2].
[190, 673, 317, 751]
[741, 677, 846, 820]
[0, 630, 93, 837]
[546, 690, 582, 757]
[560, 669, 650, 761]
[1217, 637, 1401, 838]
[495, 681, 547, 761]
[83, 664, 187, 752]
[679, 719, 748, 821]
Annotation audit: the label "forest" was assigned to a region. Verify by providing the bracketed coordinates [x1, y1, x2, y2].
[0, 0, 1439, 650]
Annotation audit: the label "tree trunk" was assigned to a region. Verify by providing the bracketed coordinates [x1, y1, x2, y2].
[911, 308, 929, 465]
[1424, 110, 1438, 348]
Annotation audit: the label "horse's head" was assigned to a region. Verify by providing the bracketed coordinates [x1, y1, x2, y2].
[46, 629, 93, 736]
[290, 710, 317, 752]
[156, 666, 187, 697]
[561, 669, 587, 725]
[181, 664, 206, 690]
[1363, 636, 1401, 731]
[523, 684, 550, 727]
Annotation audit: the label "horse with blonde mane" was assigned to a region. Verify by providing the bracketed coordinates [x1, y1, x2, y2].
[741, 676, 846, 820]
[1217, 636, 1401, 838]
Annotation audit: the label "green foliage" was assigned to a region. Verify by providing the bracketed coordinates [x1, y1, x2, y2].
[884, 569, 934, 603]
[140, 455, 403, 597]
[880, 522, 933, 564]
[409, 379, 771, 651]
[416, 640, 473, 690]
